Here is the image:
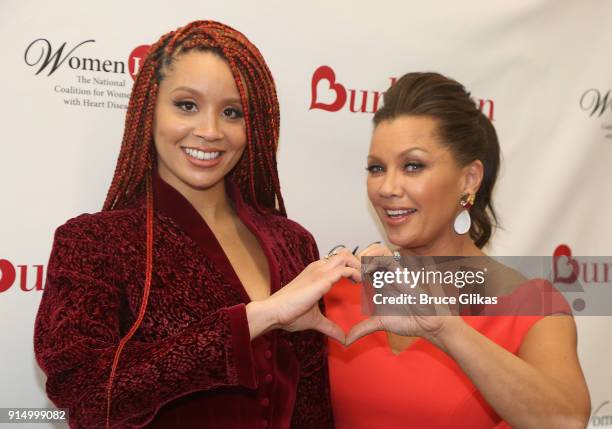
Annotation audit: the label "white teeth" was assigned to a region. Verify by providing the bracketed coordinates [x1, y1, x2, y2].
[183, 148, 221, 161]
[386, 209, 416, 216]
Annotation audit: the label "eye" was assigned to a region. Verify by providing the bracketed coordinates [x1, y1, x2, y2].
[223, 107, 244, 120]
[173, 101, 197, 112]
[404, 162, 424, 172]
[366, 164, 384, 174]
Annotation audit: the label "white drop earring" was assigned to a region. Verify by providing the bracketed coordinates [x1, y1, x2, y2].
[454, 194, 475, 235]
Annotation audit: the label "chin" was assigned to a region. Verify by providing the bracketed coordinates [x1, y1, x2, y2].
[385, 231, 416, 249]
[169, 169, 224, 191]
[187, 177, 224, 190]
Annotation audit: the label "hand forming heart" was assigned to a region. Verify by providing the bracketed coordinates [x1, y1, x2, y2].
[255, 247, 361, 344]
[341, 243, 463, 350]
[254, 242, 464, 349]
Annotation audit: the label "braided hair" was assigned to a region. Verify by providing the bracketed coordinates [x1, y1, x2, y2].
[104, 21, 284, 428]
[103, 20, 285, 215]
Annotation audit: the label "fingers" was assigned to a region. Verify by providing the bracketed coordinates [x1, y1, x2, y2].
[324, 248, 361, 271]
[345, 317, 382, 346]
[314, 316, 346, 344]
[336, 266, 362, 284]
[357, 243, 393, 258]
[319, 265, 362, 289]
[346, 266, 362, 283]
[362, 252, 402, 277]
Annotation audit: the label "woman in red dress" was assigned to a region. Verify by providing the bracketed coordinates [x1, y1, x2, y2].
[34, 21, 358, 429]
[326, 72, 591, 428]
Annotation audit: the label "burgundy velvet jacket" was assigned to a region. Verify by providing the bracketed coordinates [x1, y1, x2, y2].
[34, 175, 334, 429]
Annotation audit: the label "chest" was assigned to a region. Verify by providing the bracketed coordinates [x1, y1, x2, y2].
[212, 216, 271, 302]
[328, 336, 500, 429]
[119, 218, 304, 339]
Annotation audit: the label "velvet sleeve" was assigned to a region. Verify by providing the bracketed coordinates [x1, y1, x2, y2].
[290, 231, 335, 428]
[34, 223, 257, 429]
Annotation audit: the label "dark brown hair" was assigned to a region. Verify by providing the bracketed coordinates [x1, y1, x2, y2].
[373, 72, 500, 248]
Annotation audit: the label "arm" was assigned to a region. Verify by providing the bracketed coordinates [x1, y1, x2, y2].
[435, 315, 590, 429]
[347, 246, 590, 428]
[34, 226, 257, 429]
[348, 312, 590, 428]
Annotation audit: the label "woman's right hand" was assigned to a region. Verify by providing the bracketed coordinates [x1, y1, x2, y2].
[246, 248, 361, 343]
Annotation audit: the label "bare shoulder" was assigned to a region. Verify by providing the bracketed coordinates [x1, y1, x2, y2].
[519, 315, 577, 361]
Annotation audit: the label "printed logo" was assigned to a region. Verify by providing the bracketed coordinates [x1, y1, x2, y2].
[309, 65, 495, 119]
[553, 244, 612, 285]
[23, 38, 149, 110]
[310, 65, 363, 112]
[24, 38, 123, 77]
[590, 401, 612, 427]
[0, 259, 44, 293]
[128, 45, 150, 81]
[553, 244, 579, 284]
[579, 88, 612, 139]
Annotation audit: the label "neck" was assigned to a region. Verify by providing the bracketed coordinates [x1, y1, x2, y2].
[157, 169, 236, 224]
[191, 182, 236, 224]
[399, 230, 485, 258]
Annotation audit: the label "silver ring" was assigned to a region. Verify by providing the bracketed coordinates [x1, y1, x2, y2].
[393, 250, 401, 262]
[327, 244, 346, 258]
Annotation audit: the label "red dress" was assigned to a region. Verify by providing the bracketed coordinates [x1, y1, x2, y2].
[325, 278, 570, 429]
[34, 174, 333, 429]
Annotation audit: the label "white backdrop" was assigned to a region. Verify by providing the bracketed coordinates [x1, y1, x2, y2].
[1, 0, 611, 427]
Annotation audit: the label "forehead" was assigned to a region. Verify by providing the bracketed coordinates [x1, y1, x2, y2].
[373, 115, 440, 146]
[159, 50, 239, 95]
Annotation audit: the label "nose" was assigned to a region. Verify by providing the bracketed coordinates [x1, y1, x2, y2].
[378, 168, 404, 198]
[192, 109, 223, 142]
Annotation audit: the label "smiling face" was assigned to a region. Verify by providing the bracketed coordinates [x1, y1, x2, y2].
[153, 50, 247, 196]
[367, 115, 482, 251]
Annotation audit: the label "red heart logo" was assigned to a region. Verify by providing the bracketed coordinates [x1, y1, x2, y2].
[553, 244, 579, 284]
[0, 259, 16, 293]
[128, 44, 151, 81]
[310, 65, 347, 112]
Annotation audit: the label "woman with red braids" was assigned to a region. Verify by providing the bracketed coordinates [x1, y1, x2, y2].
[34, 21, 358, 429]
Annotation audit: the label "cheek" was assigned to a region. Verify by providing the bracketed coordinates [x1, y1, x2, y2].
[414, 180, 442, 207]
[154, 110, 191, 147]
[226, 123, 247, 150]
[416, 175, 460, 219]
[366, 177, 379, 204]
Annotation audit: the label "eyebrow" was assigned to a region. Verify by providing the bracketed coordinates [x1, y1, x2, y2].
[397, 147, 429, 156]
[170, 86, 242, 104]
[367, 147, 429, 161]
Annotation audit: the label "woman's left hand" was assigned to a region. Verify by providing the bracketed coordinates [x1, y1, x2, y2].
[346, 243, 465, 350]
[345, 313, 464, 351]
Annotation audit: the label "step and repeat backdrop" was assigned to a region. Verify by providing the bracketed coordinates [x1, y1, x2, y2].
[1, 0, 611, 427]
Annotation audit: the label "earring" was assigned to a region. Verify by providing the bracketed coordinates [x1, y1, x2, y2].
[454, 194, 475, 235]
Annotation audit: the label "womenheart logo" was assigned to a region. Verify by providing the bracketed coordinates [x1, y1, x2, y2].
[128, 45, 150, 81]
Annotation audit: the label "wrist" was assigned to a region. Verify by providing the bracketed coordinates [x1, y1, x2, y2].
[246, 299, 278, 340]
[427, 316, 468, 351]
